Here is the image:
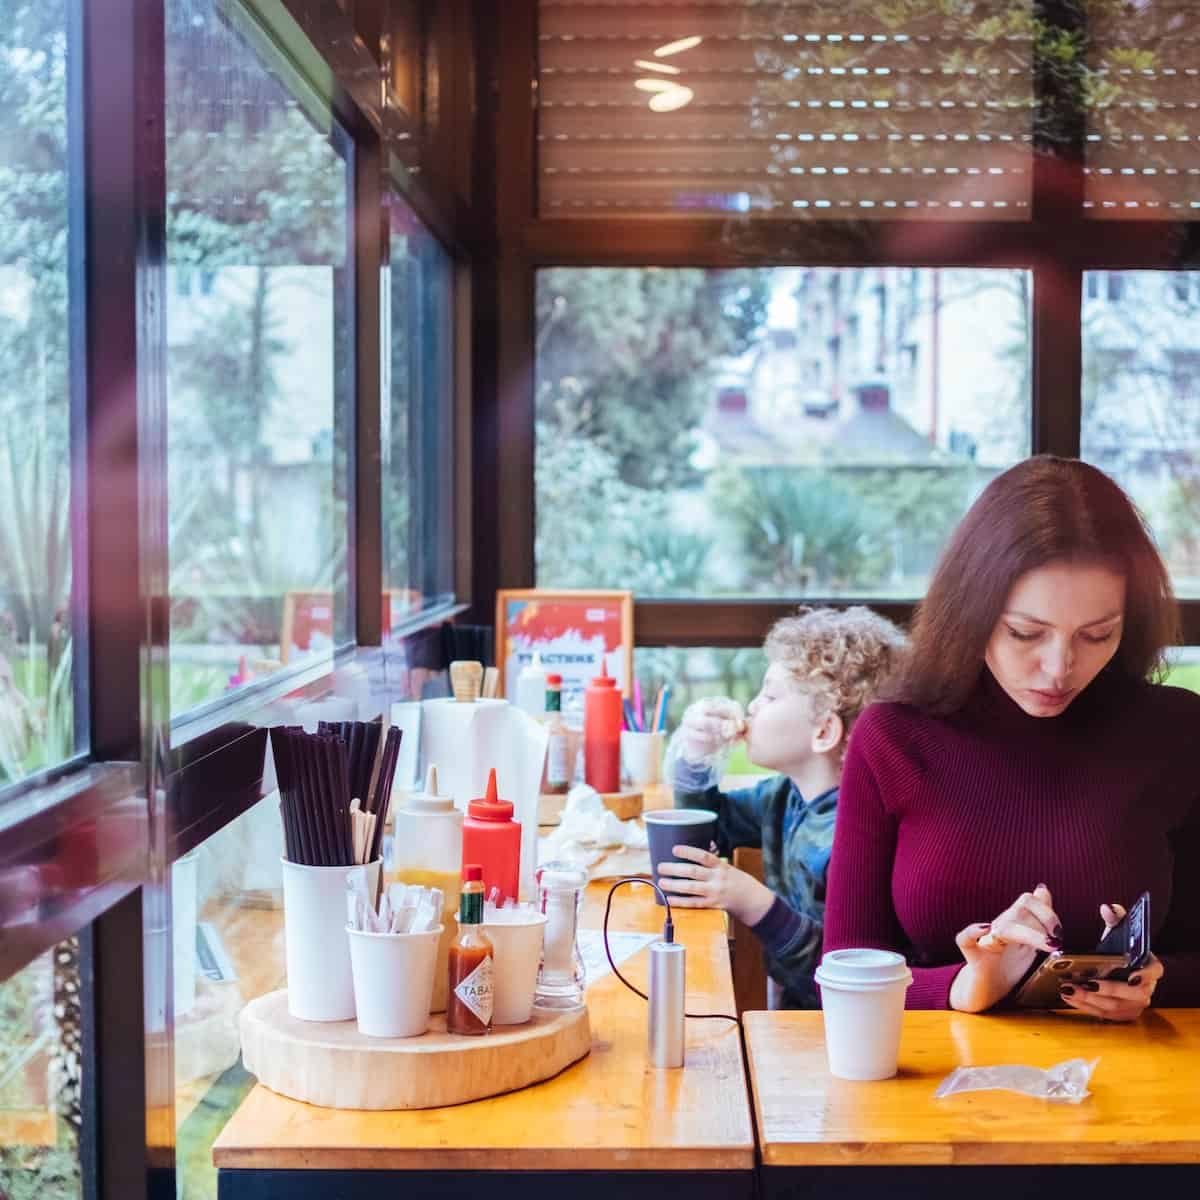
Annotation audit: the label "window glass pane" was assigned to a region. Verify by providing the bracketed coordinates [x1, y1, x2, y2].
[1082, 271, 1200, 597]
[537, 1, 1034, 219]
[1085, 3, 1199, 218]
[1165, 646, 1200, 695]
[166, 0, 353, 718]
[0, 0, 82, 783]
[382, 194, 456, 633]
[0, 941, 83, 1199]
[536, 267, 1032, 598]
[173, 798, 283, 1199]
[634, 646, 769, 775]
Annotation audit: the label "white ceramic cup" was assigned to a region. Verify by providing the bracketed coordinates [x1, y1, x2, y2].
[478, 910, 548, 1025]
[281, 857, 381, 1022]
[814, 948, 912, 1081]
[621, 730, 665, 787]
[347, 924, 443, 1038]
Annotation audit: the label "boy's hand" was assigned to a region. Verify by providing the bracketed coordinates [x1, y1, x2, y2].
[678, 698, 747, 764]
[656, 844, 775, 926]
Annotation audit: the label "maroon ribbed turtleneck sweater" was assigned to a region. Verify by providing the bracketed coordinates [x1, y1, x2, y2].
[823, 668, 1200, 1009]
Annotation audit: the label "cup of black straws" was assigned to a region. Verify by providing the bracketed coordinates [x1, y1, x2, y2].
[273, 721, 401, 1022]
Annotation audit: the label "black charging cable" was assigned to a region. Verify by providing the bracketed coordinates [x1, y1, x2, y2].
[602, 877, 739, 1023]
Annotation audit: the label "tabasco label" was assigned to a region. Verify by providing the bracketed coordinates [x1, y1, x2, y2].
[453, 955, 494, 1025]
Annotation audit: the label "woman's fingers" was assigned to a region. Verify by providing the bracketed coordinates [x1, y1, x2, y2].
[989, 917, 1058, 955]
[1015, 886, 1062, 944]
[1098, 902, 1127, 941]
[1058, 985, 1144, 1021]
[955, 923, 997, 954]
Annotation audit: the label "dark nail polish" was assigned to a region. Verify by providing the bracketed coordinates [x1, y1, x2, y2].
[1053, 925, 1063, 940]
[1082, 981, 1100, 992]
[1047, 937, 1063, 950]
[1129, 975, 1143, 987]
[1060, 985, 1076, 996]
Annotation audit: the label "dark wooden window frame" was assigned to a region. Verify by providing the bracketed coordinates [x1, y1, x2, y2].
[482, 0, 1200, 647]
[1, 3, 480, 1198]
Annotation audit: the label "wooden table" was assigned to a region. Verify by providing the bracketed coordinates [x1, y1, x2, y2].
[746, 1009, 1200, 1200]
[213, 881, 754, 1199]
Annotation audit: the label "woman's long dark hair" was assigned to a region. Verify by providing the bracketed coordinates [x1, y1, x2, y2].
[888, 456, 1180, 715]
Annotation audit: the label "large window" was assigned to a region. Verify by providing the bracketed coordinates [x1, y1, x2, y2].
[0, 942, 83, 1199]
[536, 1, 1035, 219]
[536, 267, 1031, 599]
[383, 193, 456, 631]
[0, 0, 81, 785]
[1082, 272, 1200, 597]
[172, 798, 281, 1200]
[166, 0, 354, 717]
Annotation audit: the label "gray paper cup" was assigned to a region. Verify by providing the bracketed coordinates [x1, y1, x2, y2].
[644, 809, 718, 906]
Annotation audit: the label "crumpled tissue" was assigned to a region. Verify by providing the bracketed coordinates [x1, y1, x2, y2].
[537, 783, 647, 872]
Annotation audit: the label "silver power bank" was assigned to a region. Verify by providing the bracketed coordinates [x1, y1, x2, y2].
[647, 940, 686, 1068]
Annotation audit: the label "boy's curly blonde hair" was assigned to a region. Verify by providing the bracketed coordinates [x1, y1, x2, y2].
[764, 606, 907, 750]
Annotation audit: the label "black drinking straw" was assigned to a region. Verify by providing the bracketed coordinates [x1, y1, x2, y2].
[367, 726, 401, 866]
[300, 734, 334, 867]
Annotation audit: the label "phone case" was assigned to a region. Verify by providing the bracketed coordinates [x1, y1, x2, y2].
[1012, 892, 1151, 1010]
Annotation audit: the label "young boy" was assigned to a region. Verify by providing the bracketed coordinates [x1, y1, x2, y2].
[659, 606, 905, 1008]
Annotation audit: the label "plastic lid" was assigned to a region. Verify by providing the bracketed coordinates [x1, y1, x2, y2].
[467, 767, 515, 821]
[546, 673, 563, 685]
[463, 864, 483, 882]
[590, 667, 617, 690]
[536, 860, 588, 891]
[814, 948, 912, 990]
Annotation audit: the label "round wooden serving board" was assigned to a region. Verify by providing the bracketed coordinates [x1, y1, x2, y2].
[240, 989, 591, 1110]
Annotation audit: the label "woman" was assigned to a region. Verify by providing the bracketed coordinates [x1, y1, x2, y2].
[823, 456, 1200, 1020]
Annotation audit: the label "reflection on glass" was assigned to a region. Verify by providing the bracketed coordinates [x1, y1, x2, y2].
[0, 942, 83, 1199]
[634, 647, 769, 776]
[537, 1, 1034, 218]
[166, 0, 353, 717]
[536, 267, 1032, 599]
[173, 799, 284, 1200]
[1085, 3, 1200, 218]
[1083, 272, 1200, 597]
[0, 0, 80, 785]
[383, 193, 456, 635]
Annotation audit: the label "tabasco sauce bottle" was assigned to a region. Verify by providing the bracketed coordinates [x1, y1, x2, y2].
[447, 864, 494, 1035]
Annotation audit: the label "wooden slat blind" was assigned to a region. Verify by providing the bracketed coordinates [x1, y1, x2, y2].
[1086, 2, 1200, 218]
[537, 0, 1035, 219]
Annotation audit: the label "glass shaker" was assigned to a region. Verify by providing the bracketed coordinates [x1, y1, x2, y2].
[534, 860, 588, 1009]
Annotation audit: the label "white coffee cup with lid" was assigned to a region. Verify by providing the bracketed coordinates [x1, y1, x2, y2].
[814, 948, 912, 1081]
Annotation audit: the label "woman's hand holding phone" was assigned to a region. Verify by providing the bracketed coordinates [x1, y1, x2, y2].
[1054, 902, 1164, 1022]
[950, 883, 1063, 1013]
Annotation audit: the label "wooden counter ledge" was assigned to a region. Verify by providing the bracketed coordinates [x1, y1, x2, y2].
[746, 1008, 1200, 1168]
[213, 884, 753, 1174]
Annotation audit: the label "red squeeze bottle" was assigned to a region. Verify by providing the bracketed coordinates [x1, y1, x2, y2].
[584, 667, 622, 793]
[461, 769, 521, 903]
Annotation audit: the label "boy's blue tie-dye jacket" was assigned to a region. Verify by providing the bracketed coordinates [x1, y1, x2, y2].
[674, 762, 835, 1009]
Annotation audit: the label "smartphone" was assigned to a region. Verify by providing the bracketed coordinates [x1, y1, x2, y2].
[1012, 891, 1151, 1009]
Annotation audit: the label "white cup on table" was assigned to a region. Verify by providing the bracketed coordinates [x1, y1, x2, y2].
[814, 948, 912, 1081]
[621, 730, 665, 787]
[347, 924, 443, 1038]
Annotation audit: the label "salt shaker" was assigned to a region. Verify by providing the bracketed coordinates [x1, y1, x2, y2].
[534, 861, 588, 1009]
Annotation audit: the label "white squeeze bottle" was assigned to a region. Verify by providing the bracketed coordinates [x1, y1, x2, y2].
[389, 765, 463, 1013]
[514, 651, 548, 718]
